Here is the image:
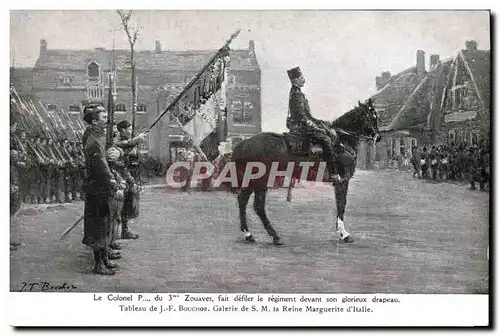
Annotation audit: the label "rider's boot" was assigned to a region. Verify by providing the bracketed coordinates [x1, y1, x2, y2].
[324, 160, 341, 183]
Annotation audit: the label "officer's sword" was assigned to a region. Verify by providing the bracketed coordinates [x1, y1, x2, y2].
[59, 215, 84, 240]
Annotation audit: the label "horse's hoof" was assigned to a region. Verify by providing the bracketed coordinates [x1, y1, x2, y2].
[340, 236, 354, 243]
[245, 235, 256, 243]
[273, 237, 284, 246]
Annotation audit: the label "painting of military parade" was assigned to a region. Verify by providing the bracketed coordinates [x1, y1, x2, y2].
[9, 10, 489, 296]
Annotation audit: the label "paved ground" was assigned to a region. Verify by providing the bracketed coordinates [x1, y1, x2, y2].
[10, 170, 489, 293]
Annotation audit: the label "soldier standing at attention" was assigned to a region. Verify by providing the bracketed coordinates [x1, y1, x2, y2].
[81, 104, 119, 276]
[12, 129, 32, 203]
[10, 122, 26, 216]
[114, 120, 147, 240]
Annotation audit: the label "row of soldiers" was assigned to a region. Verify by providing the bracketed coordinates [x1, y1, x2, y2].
[10, 125, 85, 212]
[410, 139, 490, 191]
[9, 86, 91, 213]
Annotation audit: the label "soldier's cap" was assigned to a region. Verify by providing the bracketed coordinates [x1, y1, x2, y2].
[83, 104, 106, 115]
[117, 120, 132, 131]
[287, 66, 303, 81]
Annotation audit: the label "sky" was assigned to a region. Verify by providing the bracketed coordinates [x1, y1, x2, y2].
[10, 10, 490, 132]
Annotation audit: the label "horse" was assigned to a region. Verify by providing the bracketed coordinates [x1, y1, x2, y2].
[229, 98, 380, 245]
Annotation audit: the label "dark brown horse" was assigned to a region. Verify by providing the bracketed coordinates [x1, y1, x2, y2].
[229, 98, 380, 245]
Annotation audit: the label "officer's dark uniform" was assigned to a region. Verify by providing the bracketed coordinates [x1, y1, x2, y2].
[114, 120, 141, 240]
[286, 66, 337, 176]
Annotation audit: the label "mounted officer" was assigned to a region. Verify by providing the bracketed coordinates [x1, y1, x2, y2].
[286, 66, 338, 178]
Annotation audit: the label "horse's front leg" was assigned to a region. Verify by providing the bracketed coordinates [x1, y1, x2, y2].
[238, 188, 255, 242]
[254, 188, 283, 245]
[334, 180, 354, 243]
[286, 177, 296, 202]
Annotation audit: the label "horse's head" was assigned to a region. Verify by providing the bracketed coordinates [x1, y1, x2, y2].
[357, 98, 381, 142]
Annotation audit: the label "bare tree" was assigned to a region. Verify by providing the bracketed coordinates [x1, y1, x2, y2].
[117, 10, 140, 137]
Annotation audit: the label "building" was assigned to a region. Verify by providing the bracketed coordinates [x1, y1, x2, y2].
[25, 38, 261, 163]
[366, 40, 490, 169]
[10, 67, 34, 94]
[439, 40, 490, 143]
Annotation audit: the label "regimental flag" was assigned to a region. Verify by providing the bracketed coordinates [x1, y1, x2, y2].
[173, 53, 230, 146]
[149, 30, 240, 155]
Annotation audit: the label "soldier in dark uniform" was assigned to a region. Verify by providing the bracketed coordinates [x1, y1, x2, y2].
[286, 66, 338, 178]
[10, 122, 26, 216]
[61, 140, 76, 203]
[12, 130, 33, 203]
[429, 145, 439, 180]
[477, 140, 490, 191]
[68, 140, 81, 202]
[71, 141, 86, 201]
[466, 147, 479, 190]
[81, 104, 119, 276]
[410, 146, 420, 178]
[27, 135, 43, 203]
[37, 137, 54, 203]
[420, 146, 429, 179]
[114, 120, 147, 240]
[107, 127, 127, 252]
[49, 138, 64, 203]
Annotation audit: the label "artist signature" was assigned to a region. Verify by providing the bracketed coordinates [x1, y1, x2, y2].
[20, 281, 78, 292]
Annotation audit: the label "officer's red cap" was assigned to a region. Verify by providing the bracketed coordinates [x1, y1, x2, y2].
[287, 67, 303, 80]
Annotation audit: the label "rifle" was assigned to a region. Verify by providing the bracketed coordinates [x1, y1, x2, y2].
[106, 72, 116, 149]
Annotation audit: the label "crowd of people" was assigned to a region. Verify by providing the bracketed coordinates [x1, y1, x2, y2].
[408, 139, 490, 191]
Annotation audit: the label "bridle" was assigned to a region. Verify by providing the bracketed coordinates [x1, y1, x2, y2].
[326, 104, 380, 142]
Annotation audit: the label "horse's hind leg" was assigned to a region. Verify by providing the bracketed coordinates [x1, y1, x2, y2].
[238, 188, 255, 242]
[254, 188, 283, 245]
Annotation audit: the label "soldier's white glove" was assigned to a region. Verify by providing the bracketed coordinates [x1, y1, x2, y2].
[107, 147, 123, 161]
[306, 119, 315, 127]
[134, 132, 148, 142]
[115, 190, 124, 200]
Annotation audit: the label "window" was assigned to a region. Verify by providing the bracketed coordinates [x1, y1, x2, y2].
[232, 100, 253, 123]
[47, 104, 57, 111]
[115, 103, 126, 112]
[68, 104, 81, 113]
[87, 61, 100, 79]
[448, 130, 456, 142]
[58, 76, 73, 85]
[137, 103, 147, 113]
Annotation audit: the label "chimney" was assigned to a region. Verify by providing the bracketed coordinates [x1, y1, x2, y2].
[249, 40, 255, 52]
[416, 50, 425, 75]
[155, 40, 162, 53]
[465, 40, 478, 51]
[430, 54, 440, 67]
[381, 71, 391, 82]
[40, 39, 47, 54]
[376, 76, 382, 90]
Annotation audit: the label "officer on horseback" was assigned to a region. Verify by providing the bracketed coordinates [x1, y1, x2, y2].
[286, 66, 337, 177]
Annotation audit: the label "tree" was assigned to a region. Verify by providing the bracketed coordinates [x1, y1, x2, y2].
[117, 10, 140, 137]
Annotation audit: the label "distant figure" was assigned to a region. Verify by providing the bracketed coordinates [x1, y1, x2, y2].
[410, 146, 420, 178]
[419, 146, 429, 179]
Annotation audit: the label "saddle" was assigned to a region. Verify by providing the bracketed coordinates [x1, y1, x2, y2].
[283, 130, 325, 157]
